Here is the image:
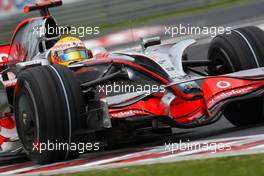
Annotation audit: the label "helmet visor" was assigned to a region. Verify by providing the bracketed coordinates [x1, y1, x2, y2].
[55, 48, 88, 62]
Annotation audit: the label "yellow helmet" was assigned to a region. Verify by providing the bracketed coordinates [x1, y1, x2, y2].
[49, 37, 92, 66]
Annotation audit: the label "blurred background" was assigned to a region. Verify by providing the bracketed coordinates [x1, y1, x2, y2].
[1, 0, 264, 50]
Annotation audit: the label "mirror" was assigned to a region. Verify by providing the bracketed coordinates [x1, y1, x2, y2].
[141, 36, 161, 51]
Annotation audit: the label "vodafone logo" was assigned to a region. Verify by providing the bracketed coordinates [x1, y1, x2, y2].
[0, 53, 8, 62]
[216, 81, 231, 89]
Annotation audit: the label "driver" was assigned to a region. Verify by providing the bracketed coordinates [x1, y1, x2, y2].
[49, 36, 93, 65]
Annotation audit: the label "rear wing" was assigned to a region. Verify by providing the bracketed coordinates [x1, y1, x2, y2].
[24, 0, 62, 16]
[0, 44, 9, 66]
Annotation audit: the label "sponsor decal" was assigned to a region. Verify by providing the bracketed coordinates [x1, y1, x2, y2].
[53, 41, 85, 50]
[111, 110, 149, 117]
[216, 81, 231, 89]
[208, 86, 254, 106]
[0, 53, 8, 62]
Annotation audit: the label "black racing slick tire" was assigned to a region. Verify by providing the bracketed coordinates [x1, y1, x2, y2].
[14, 65, 84, 164]
[208, 26, 264, 127]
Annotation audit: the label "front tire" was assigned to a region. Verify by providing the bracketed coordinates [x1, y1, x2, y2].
[14, 65, 84, 164]
[208, 26, 264, 126]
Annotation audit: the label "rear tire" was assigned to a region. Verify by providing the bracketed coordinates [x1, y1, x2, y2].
[14, 65, 84, 164]
[208, 26, 264, 126]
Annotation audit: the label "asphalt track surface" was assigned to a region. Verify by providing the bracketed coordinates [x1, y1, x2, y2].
[1, 1, 264, 175]
[109, 0, 264, 51]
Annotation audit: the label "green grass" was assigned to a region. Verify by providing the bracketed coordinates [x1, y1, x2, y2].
[100, 0, 246, 32]
[60, 154, 264, 176]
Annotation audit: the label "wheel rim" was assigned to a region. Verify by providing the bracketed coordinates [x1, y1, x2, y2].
[17, 90, 37, 152]
[209, 48, 235, 75]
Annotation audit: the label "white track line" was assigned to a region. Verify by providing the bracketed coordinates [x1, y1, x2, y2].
[17, 134, 264, 176]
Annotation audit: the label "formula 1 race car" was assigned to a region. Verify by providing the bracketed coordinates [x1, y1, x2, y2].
[0, 0, 264, 164]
